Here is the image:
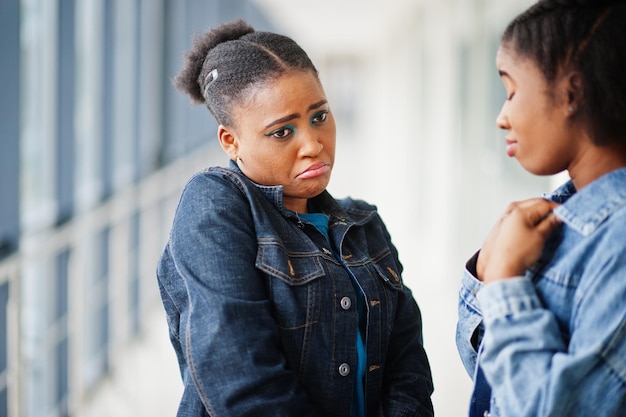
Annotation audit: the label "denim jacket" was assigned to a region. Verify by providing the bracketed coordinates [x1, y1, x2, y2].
[457, 167, 626, 417]
[157, 162, 434, 417]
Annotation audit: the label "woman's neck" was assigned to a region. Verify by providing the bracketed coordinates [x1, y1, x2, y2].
[569, 139, 626, 190]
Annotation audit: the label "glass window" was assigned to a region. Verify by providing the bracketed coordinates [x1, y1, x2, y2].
[56, 0, 76, 223]
[0, 282, 8, 376]
[135, 0, 165, 179]
[54, 250, 69, 324]
[84, 227, 110, 391]
[0, 389, 6, 417]
[47, 249, 70, 416]
[54, 338, 69, 416]
[0, 0, 20, 258]
[110, 0, 139, 191]
[75, 0, 105, 210]
[20, 0, 58, 231]
[129, 211, 141, 335]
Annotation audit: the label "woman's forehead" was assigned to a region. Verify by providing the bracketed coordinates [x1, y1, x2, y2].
[238, 71, 324, 111]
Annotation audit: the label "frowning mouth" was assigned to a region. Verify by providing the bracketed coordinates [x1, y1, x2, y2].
[296, 162, 330, 179]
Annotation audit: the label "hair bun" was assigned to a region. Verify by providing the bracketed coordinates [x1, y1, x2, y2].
[204, 19, 255, 50]
[173, 19, 255, 105]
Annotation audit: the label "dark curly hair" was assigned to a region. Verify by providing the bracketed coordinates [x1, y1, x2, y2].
[502, 0, 626, 145]
[173, 19, 318, 127]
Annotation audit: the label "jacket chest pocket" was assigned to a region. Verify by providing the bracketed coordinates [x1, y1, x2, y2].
[371, 252, 403, 291]
[256, 240, 327, 330]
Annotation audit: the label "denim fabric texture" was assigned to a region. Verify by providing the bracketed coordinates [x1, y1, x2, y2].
[157, 162, 434, 417]
[457, 167, 626, 417]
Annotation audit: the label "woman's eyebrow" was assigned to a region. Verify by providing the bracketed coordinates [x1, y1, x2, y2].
[308, 99, 328, 110]
[265, 114, 299, 129]
[265, 100, 329, 129]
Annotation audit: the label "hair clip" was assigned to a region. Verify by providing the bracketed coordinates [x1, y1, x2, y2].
[203, 69, 218, 100]
[205, 68, 218, 84]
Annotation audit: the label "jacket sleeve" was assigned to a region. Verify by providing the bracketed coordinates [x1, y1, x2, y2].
[478, 254, 626, 417]
[379, 218, 435, 417]
[456, 251, 485, 377]
[164, 172, 320, 417]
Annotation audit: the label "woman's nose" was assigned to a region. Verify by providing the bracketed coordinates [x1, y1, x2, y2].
[299, 132, 323, 157]
[496, 104, 509, 130]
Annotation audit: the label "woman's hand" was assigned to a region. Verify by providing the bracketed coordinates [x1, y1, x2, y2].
[476, 198, 561, 284]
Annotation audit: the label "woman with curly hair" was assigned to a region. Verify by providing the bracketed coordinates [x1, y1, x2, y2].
[157, 19, 434, 417]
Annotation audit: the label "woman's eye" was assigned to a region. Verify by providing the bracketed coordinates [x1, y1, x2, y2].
[266, 126, 294, 139]
[506, 92, 515, 101]
[312, 110, 328, 124]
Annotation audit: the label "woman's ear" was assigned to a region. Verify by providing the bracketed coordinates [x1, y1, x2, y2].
[217, 125, 238, 160]
[564, 71, 584, 116]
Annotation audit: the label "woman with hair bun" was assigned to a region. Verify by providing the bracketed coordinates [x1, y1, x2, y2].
[157, 19, 434, 417]
[456, 1, 626, 416]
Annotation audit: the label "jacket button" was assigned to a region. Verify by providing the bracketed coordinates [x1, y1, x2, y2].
[338, 363, 350, 377]
[340, 296, 352, 310]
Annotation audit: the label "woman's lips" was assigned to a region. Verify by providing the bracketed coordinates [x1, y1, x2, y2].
[505, 139, 518, 157]
[296, 162, 330, 179]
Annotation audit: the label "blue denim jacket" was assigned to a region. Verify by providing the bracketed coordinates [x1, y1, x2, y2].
[157, 162, 434, 417]
[457, 167, 626, 417]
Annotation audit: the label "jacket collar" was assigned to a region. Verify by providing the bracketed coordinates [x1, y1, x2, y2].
[546, 167, 626, 236]
[227, 160, 375, 225]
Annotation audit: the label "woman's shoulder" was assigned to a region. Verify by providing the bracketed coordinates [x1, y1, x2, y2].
[334, 196, 377, 211]
[182, 165, 251, 194]
[330, 196, 387, 227]
[173, 166, 257, 215]
[171, 166, 257, 226]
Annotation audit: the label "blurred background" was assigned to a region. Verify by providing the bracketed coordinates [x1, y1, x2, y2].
[0, 0, 567, 416]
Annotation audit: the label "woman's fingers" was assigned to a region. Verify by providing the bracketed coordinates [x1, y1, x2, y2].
[504, 198, 559, 225]
[523, 199, 560, 226]
[535, 212, 562, 238]
[480, 198, 561, 283]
